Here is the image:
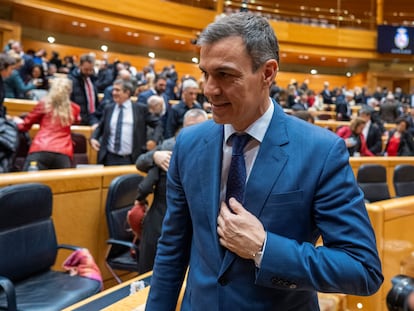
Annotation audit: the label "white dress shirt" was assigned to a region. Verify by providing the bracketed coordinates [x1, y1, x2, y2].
[109, 100, 133, 155]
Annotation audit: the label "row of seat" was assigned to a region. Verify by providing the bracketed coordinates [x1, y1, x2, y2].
[357, 164, 414, 202]
[0, 183, 101, 311]
[0, 173, 144, 310]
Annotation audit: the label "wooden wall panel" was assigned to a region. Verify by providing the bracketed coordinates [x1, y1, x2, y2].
[0, 19, 21, 51]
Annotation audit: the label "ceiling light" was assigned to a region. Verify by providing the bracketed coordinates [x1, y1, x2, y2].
[103, 27, 110, 32]
[133, 33, 139, 37]
[79, 23, 87, 28]
[47, 36, 55, 44]
[154, 36, 160, 41]
[148, 52, 155, 58]
[346, 72, 352, 77]
[310, 69, 318, 75]
[192, 57, 199, 64]
[101, 45, 108, 52]
[72, 21, 79, 26]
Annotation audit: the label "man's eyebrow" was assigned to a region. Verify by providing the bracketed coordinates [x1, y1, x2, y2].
[199, 65, 236, 73]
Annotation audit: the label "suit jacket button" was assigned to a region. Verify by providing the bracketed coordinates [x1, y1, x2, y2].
[289, 284, 297, 289]
[218, 276, 228, 286]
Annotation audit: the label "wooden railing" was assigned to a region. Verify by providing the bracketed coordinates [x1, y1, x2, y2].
[347, 196, 414, 311]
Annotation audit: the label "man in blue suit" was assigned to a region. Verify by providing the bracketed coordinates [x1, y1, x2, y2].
[146, 12, 383, 310]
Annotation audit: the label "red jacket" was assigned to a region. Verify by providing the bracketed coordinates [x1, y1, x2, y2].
[17, 101, 81, 159]
[336, 126, 374, 157]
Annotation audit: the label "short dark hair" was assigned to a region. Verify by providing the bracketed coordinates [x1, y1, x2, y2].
[197, 12, 279, 72]
[79, 53, 95, 65]
[396, 117, 410, 129]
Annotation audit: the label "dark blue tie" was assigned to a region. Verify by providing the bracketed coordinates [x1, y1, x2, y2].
[114, 105, 123, 153]
[226, 133, 251, 205]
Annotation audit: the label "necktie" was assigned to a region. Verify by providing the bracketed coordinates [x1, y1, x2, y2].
[114, 105, 123, 153]
[226, 133, 251, 205]
[85, 77, 95, 113]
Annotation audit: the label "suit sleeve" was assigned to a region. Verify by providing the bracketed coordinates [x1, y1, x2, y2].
[145, 134, 192, 311]
[255, 138, 383, 295]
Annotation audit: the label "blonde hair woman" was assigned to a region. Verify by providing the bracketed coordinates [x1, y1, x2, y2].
[14, 77, 81, 170]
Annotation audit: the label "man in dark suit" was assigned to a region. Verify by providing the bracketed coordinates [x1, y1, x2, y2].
[137, 74, 169, 132]
[359, 108, 384, 155]
[164, 79, 202, 138]
[68, 53, 100, 126]
[146, 12, 383, 311]
[90, 79, 162, 166]
[134, 108, 208, 274]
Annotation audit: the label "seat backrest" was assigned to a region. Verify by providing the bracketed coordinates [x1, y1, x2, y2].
[0, 183, 58, 282]
[357, 164, 391, 202]
[393, 164, 414, 197]
[11, 132, 31, 171]
[71, 133, 89, 167]
[105, 174, 145, 242]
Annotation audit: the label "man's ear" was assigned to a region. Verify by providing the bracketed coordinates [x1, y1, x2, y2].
[262, 59, 278, 89]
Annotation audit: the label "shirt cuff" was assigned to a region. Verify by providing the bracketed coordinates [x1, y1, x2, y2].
[253, 232, 267, 268]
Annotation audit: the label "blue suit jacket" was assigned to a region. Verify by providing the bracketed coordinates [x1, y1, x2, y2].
[146, 102, 383, 311]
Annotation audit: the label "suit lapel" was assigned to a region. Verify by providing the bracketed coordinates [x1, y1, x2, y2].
[199, 123, 225, 261]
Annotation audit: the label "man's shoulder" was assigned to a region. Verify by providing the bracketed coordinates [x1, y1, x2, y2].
[179, 120, 218, 139]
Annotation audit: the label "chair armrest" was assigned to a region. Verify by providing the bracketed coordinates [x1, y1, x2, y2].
[106, 238, 138, 251]
[0, 276, 17, 311]
[57, 244, 82, 251]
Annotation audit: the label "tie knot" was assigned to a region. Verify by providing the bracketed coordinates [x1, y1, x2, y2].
[231, 133, 250, 156]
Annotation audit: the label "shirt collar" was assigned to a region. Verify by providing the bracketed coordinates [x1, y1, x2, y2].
[224, 98, 274, 144]
[118, 99, 132, 109]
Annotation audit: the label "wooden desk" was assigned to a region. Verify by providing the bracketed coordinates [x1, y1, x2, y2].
[314, 120, 395, 132]
[3, 97, 37, 116]
[63, 272, 152, 311]
[64, 271, 185, 311]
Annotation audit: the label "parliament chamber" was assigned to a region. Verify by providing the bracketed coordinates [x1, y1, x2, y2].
[1, 0, 414, 310]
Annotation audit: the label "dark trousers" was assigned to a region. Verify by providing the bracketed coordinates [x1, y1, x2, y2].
[23, 151, 71, 171]
[103, 152, 133, 166]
